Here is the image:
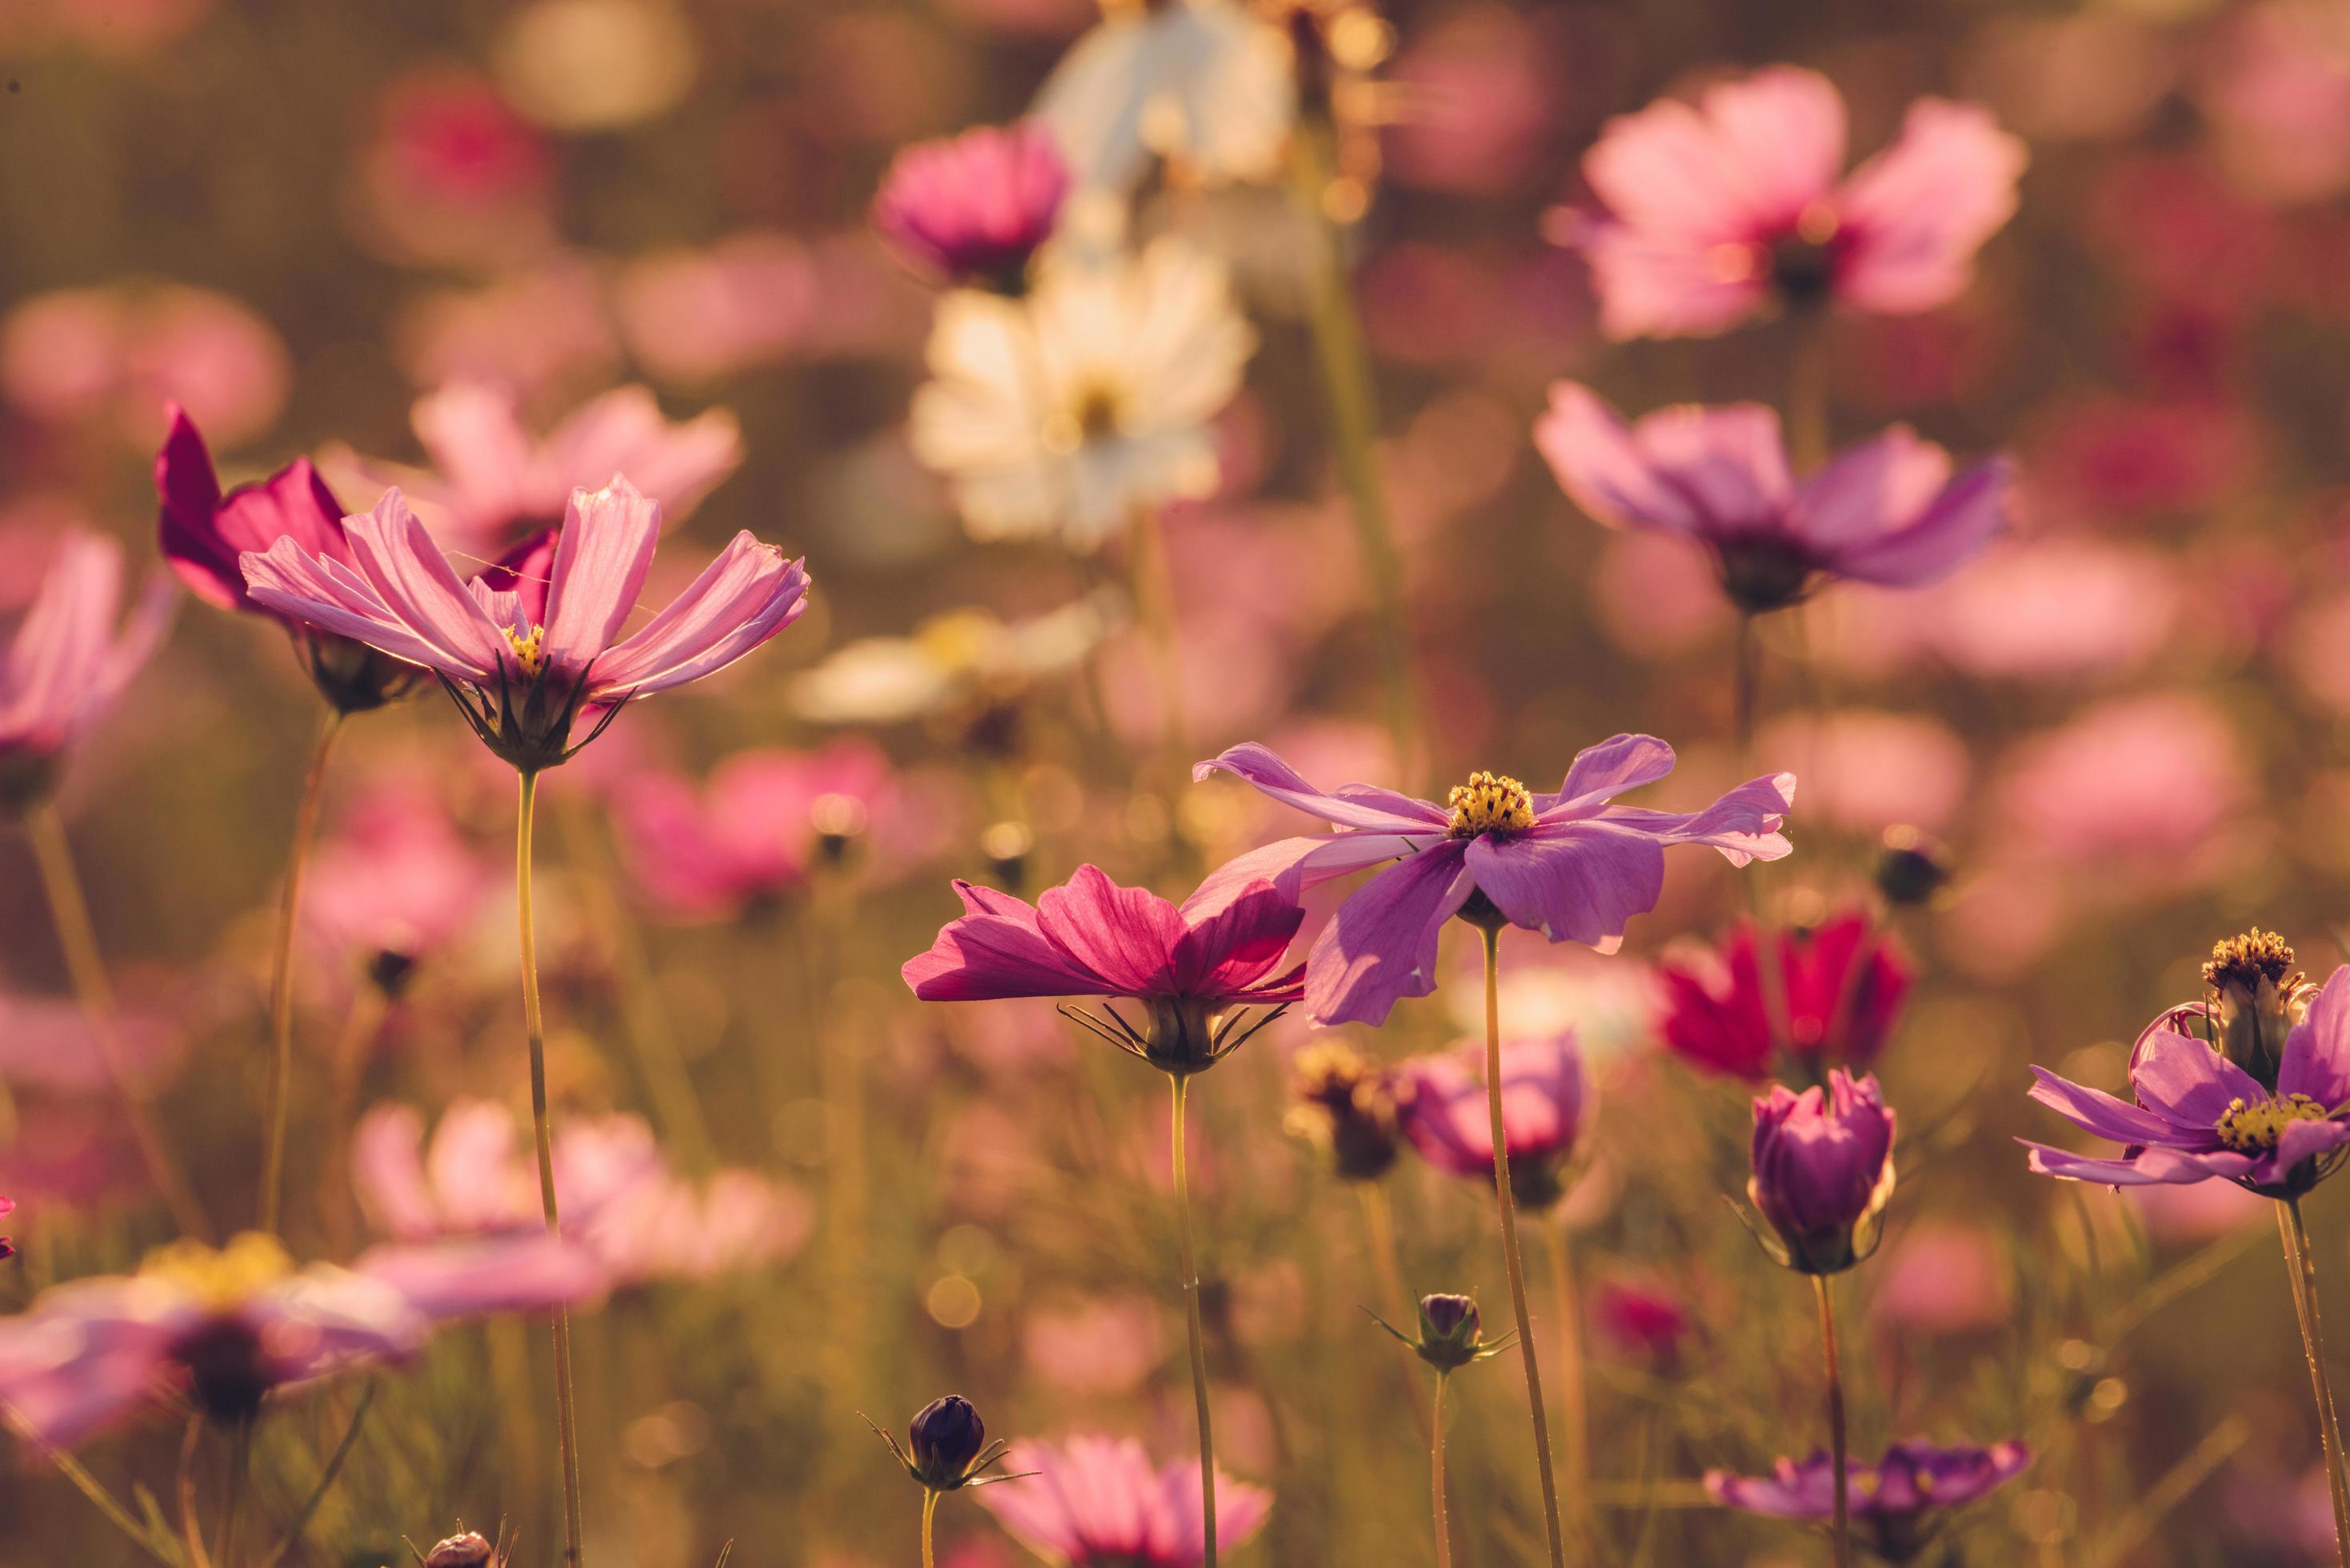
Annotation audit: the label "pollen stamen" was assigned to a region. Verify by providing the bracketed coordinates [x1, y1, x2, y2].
[2215, 1093, 2329, 1154]
[1447, 771, 1535, 838]
[2204, 928, 2299, 995]
[504, 623, 547, 678]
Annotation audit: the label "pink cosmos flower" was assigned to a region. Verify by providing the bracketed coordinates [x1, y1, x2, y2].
[873, 122, 1071, 292]
[347, 382, 743, 546]
[1398, 1032, 1585, 1208]
[1191, 736, 1793, 1027]
[1536, 383, 2009, 614]
[0, 530, 175, 813]
[0, 1197, 14, 1263]
[0, 1233, 425, 1450]
[1655, 910, 1912, 1082]
[1573, 66, 2028, 339]
[154, 406, 422, 714]
[1707, 1440, 2032, 1558]
[240, 476, 809, 773]
[1591, 1276, 1690, 1363]
[977, 1436, 1271, 1567]
[305, 782, 495, 987]
[902, 865, 1305, 1076]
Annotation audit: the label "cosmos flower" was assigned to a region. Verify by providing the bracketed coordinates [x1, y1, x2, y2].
[1535, 384, 2009, 614]
[1284, 1041, 1404, 1182]
[1655, 910, 1912, 1082]
[1033, 0, 1295, 192]
[790, 599, 1114, 730]
[1398, 1032, 1587, 1208]
[2026, 957, 2350, 1199]
[241, 477, 810, 774]
[0, 1232, 425, 1450]
[304, 782, 495, 990]
[1591, 1277, 1690, 1364]
[902, 865, 1303, 1076]
[154, 405, 422, 714]
[1191, 735, 1794, 1027]
[873, 122, 1071, 293]
[911, 239, 1254, 547]
[1747, 1070, 1898, 1274]
[977, 1435, 1272, 1567]
[0, 1198, 14, 1263]
[338, 381, 743, 546]
[0, 530, 175, 814]
[1707, 1440, 2032, 1562]
[1571, 66, 2028, 339]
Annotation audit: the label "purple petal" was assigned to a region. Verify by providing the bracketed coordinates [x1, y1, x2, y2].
[1191, 743, 1447, 831]
[1835, 98, 2028, 315]
[1534, 733, 1678, 818]
[242, 535, 457, 677]
[1183, 832, 1425, 917]
[1467, 825, 1665, 950]
[1305, 841, 1475, 1026]
[2130, 1030, 2263, 1130]
[2264, 1117, 2350, 1179]
[1599, 770, 1796, 866]
[586, 534, 810, 700]
[2025, 1066, 2188, 1147]
[1828, 457, 2010, 588]
[902, 881, 1109, 1001]
[1035, 866, 1187, 995]
[1535, 382, 1791, 536]
[540, 477, 662, 677]
[337, 489, 511, 677]
[1169, 880, 1304, 998]
[2023, 1140, 2250, 1186]
[2283, 966, 2350, 1109]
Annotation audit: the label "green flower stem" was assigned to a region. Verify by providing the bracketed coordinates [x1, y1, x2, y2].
[2283, 1198, 2350, 1566]
[259, 710, 342, 1238]
[1171, 1072, 1219, 1567]
[1814, 1274, 1850, 1568]
[1431, 1370, 1453, 1568]
[921, 1490, 939, 1568]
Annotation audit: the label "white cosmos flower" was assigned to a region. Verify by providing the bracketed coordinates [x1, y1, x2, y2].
[911, 238, 1255, 548]
[1035, 0, 1297, 192]
[791, 598, 1118, 726]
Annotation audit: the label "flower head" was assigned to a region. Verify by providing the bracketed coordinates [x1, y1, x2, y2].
[0, 530, 175, 814]
[2200, 927, 2314, 1090]
[1034, 0, 1295, 193]
[241, 476, 809, 774]
[1570, 66, 2027, 339]
[875, 122, 1070, 293]
[1366, 1291, 1515, 1374]
[1537, 384, 2008, 614]
[1284, 1041, 1403, 1182]
[867, 1394, 1023, 1495]
[790, 598, 1115, 733]
[1656, 910, 1912, 1082]
[911, 239, 1253, 547]
[1399, 1032, 1586, 1209]
[903, 864, 1303, 1075]
[976, 1435, 1271, 1567]
[2025, 963, 2350, 1199]
[422, 1534, 503, 1568]
[1707, 1439, 2032, 1562]
[1191, 735, 1794, 1027]
[305, 782, 494, 990]
[0, 1232, 426, 1449]
[1747, 1070, 1898, 1274]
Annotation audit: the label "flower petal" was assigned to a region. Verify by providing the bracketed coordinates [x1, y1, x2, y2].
[1466, 826, 1667, 950]
[1827, 457, 2009, 589]
[540, 477, 663, 677]
[2130, 1030, 2263, 1130]
[586, 535, 810, 700]
[335, 489, 511, 678]
[1305, 840, 1475, 1026]
[1191, 743, 1447, 831]
[2022, 1140, 2251, 1186]
[1035, 865, 1188, 994]
[1600, 771, 1796, 866]
[1534, 732, 1678, 818]
[1834, 98, 2028, 315]
[2025, 1066, 2184, 1146]
[2282, 966, 2350, 1109]
[902, 881, 1111, 1001]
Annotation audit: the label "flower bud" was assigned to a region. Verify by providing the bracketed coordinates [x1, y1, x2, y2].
[1285, 1043, 1402, 1181]
[907, 1394, 987, 1490]
[1415, 1292, 1484, 1371]
[423, 1533, 498, 1568]
[1873, 826, 1951, 907]
[1747, 1070, 1897, 1275]
[2202, 929, 2311, 1092]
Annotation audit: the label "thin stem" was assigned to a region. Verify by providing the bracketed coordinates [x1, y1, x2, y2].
[216, 1418, 251, 1568]
[259, 711, 342, 1237]
[1431, 1372, 1453, 1568]
[1481, 922, 1567, 1568]
[1543, 1222, 1593, 1555]
[1171, 1073, 1219, 1567]
[1787, 315, 1832, 474]
[1813, 1274, 1851, 1568]
[260, 1381, 376, 1568]
[1292, 118, 1419, 775]
[321, 983, 390, 1258]
[178, 1416, 216, 1568]
[2284, 1199, 2350, 1566]
[921, 1489, 939, 1568]
[2, 1394, 173, 1564]
[22, 802, 210, 1240]
[1360, 1184, 1434, 1444]
[1731, 612, 1759, 764]
[518, 772, 586, 1568]
[1128, 502, 1191, 774]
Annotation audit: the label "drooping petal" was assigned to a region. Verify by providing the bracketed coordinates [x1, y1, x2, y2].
[1191, 742, 1448, 831]
[1034, 865, 1188, 994]
[1466, 826, 1667, 950]
[2129, 1030, 2264, 1131]
[1305, 840, 1476, 1027]
[1833, 98, 2028, 314]
[1168, 878, 1304, 998]
[585, 534, 810, 700]
[539, 477, 662, 677]
[1183, 831, 1424, 918]
[1536, 383, 1791, 538]
[1600, 771, 1796, 866]
[1826, 458, 2009, 588]
[2024, 1066, 2188, 1147]
[902, 881, 1111, 1001]
[1534, 732, 1678, 818]
[2023, 1140, 2251, 1186]
[334, 490, 512, 678]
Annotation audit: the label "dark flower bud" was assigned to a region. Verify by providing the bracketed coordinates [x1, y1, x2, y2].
[423, 1533, 498, 1568]
[367, 949, 418, 997]
[1284, 1042, 1402, 1182]
[1873, 826, 1951, 907]
[1414, 1293, 1486, 1371]
[907, 1394, 987, 1490]
[1747, 1070, 1897, 1275]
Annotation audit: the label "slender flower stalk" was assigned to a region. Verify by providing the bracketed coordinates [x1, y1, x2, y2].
[922, 1490, 939, 1568]
[1366, 1294, 1514, 1568]
[1544, 1222, 1593, 1553]
[1477, 918, 1567, 1568]
[1431, 1370, 1452, 1568]
[517, 773, 586, 1568]
[1813, 1274, 1851, 1568]
[258, 711, 345, 1237]
[1127, 502, 1191, 778]
[1732, 613, 1760, 761]
[2283, 1198, 2350, 1565]
[1171, 1074, 1219, 1568]
[22, 802, 210, 1241]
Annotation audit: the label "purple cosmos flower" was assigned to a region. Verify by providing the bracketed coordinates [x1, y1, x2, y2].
[0, 1232, 425, 1450]
[154, 404, 420, 714]
[2026, 962, 2350, 1198]
[0, 530, 175, 814]
[1707, 1440, 2032, 1562]
[241, 476, 810, 773]
[1399, 1032, 1586, 1209]
[977, 1436, 1271, 1568]
[305, 781, 495, 991]
[1656, 910, 1913, 1082]
[901, 864, 1305, 1074]
[873, 122, 1071, 293]
[1571, 66, 2028, 339]
[1747, 1070, 1898, 1274]
[1191, 736, 1794, 1027]
[1536, 383, 2010, 614]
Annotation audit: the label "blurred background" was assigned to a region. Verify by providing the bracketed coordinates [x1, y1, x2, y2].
[5, 0, 2350, 1562]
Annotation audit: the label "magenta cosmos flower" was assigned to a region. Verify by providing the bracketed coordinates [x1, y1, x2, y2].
[1573, 66, 2028, 339]
[873, 121, 1071, 293]
[978, 1436, 1271, 1567]
[0, 1232, 425, 1450]
[902, 864, 1304, 1075]
[2026, 962, 2350, 1199]
[1191, 736, 1794, 1027]
[1657, 910, 1912, 1082]
[305, 782, 495, 992]
[1399, 1032, 1586, 1208]
[1747, 1070, 1897, 1274]
[154, 404, 419, 714]
[0, 530, 174, 814]
[1537, 383, 2008, 614]
[1707, 1440, 2032, 1562]
[242, 476, 809, 773]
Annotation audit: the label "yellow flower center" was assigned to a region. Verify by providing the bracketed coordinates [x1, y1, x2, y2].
[1447, 771, 1535, 838]
[2204, 927, 2298, 994]
[139, 1232, 294, 1307]
[1042, 382, 1128, 455]
[504, 622, 547, 678]
[2215, 1094, 2329, 1153]
[1913, 1470, 1936, 1496]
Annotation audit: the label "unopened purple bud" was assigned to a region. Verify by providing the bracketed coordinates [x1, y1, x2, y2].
[422, 1533, 497, 1568]
[1747, 1070, 1898, 1275]
[1415, 1292, 1483, 1370]
[908, 1394, 987, 1490]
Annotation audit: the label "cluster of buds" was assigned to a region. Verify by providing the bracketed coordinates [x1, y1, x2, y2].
[1368, 1292, 1516, 1376]
[1284, 1042, 1403, 1182]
